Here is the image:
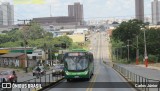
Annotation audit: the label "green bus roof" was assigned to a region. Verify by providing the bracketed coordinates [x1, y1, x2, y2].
[71, 49, 88, 52]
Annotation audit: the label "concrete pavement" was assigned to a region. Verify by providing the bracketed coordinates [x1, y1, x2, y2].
[137, 64, 160, 71]
[118, 64, 160, 80]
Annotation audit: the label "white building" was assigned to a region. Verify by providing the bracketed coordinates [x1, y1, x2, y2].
[0, 2, 14, 26]
[73, 28, 89, 34]
[27, 49, 47, 61]
[152, 0, 160, 25]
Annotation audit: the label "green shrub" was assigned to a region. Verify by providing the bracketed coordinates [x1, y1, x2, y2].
[139, 55, 144, 64]
[148, 55, 158, 63]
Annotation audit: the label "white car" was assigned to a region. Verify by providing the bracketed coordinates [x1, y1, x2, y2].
[52, 64, 64, 76]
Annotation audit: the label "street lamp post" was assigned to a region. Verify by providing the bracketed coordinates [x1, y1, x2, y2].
[22, 27, 28, 73]
[42, 32, 47, 66]
[144, 29, 148, 67]
[121, 46, 127, 59]
[136, 36, 139, 65]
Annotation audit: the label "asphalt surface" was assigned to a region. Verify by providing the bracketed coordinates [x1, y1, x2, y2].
[44, 32, 136, 91]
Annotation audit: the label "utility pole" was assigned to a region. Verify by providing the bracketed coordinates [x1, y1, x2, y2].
[117, 48, 119, 60]
[127, 40, 130, 62]
[18, 19, 31, 73]
[50, 48, 52, 66]
[120, 47, 122, 59]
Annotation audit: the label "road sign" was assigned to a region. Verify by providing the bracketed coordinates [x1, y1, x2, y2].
[55, 53, 58, 56]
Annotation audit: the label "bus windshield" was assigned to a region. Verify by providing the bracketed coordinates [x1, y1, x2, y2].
[64, 56, 88, 71]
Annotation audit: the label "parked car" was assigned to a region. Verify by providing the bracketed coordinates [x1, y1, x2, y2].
[0, 70, 17, 83]
[33, 66, 46, 76]
[52, 64, 64, 76]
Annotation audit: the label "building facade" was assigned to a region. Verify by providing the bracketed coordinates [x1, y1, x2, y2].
[0, 2, 14, 26]
[68, 2, 84, 24]
[135, 0, 144, 22]
[152, 0, 160, 25]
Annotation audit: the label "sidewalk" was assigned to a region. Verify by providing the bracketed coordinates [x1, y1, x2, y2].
[137, 64, 160, 71]
[118, 64, 160, 80]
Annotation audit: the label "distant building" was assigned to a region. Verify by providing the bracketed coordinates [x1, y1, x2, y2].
[148, 25, 160, 29]
[68, 2, 84, 25]
[0, 2, 14, 26]
[0, 7, 3, 25]
[0, 25, 19, 34]
[151, 0, 160, 25]
[33, 16, 78, 25]
[135, 0, 144, 22]
[32, 2, 84, 29]
[68, 5, 74, 17]
[32, 16, 80, 30]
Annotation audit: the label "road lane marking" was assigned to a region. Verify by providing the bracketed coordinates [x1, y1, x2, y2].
[89, 68, 99, 91]
[86, 67, 99, 91]
[86, 33, 101, 91]
[32, 88, 41, 91]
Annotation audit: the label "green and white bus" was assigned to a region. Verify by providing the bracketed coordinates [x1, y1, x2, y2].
[63, 49, 94, 82]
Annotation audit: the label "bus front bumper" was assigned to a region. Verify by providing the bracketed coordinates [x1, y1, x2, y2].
[64, 71, 89, 79]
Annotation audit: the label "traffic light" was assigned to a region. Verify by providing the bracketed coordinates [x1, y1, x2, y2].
[61, 43, 66, 49]
[21, 42, 24, 47]
[54, 44, 60, 47]
[54, 43, 67, 49]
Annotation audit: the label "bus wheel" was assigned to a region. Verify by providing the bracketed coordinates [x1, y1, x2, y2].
[67, 79, 71, 82]
[86, 76, 91, 81]
[86, 78, 90, 81]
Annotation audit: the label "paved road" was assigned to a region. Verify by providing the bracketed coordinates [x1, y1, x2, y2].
[45, 32, 136, 91]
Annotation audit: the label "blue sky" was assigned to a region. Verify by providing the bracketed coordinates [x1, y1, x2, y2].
[0, 0, 153, 21]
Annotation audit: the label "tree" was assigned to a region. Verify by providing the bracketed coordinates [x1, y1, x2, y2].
[112, 19, 145, 44]
[1, 30, 8, 33]
[54, 35, 73, 48]
[112, 21, 119, 24]
[26, 22, 44, 40]
[111, 19, 146, 61]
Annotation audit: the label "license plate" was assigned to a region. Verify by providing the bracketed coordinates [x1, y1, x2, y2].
[74, 76, 79, 78]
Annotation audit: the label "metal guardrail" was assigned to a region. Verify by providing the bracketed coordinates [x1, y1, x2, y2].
[113, 64, 160, 91]
[1, 72, 64, 91]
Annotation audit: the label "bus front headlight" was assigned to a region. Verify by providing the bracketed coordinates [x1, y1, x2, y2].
[65, 71, 69, 75]
[84, 71, 88, 75]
